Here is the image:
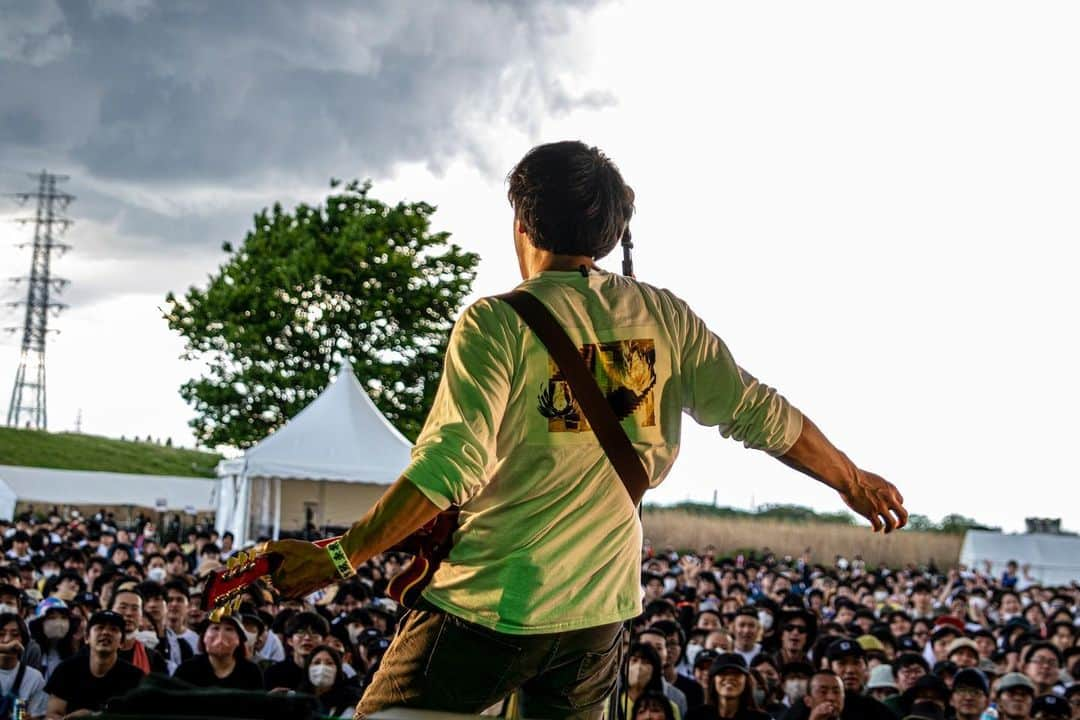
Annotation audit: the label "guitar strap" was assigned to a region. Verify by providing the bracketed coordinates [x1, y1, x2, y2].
[496, 290, 650, 507]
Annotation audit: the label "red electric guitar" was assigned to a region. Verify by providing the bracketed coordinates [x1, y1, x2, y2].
[201, 510, 460, 621]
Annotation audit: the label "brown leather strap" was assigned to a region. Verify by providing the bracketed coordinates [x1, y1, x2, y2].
[496, 290, 650, 506]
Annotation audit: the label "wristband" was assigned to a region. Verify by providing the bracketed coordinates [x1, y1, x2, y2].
[325, 539, 356, 580]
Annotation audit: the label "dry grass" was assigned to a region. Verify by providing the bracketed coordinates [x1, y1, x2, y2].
[643, 509, 962, 568]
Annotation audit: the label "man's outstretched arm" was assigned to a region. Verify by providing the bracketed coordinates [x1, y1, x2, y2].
[267, 476, 441, 599]
[777, 416, 908, 533]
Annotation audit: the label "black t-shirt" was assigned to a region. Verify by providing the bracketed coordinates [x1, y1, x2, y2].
[44, 655, 144, 713]
[174, 654, 264, 691]
[263, 657, 303, 691]
[780, 693, 895, 720]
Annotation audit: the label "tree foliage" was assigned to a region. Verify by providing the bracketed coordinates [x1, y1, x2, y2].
[164, 180, 480, 449]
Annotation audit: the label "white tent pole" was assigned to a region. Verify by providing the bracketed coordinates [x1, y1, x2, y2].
[272, 477, 282, 541]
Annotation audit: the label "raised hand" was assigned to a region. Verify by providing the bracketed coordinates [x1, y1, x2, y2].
[837, 468, 908, 533]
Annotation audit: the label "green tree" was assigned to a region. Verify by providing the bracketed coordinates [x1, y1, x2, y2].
[164, 180, 480, 449]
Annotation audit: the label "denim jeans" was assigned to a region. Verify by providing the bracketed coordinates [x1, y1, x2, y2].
[357, 598, 623, 719]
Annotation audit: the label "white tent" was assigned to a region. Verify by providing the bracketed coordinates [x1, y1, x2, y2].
[960, 529, 1080, 586]
[216, 362, 413, 545]
[0, 464, 217, 520]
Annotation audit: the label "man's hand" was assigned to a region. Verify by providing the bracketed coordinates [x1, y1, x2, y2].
[263, 539, 338, 600]
[808, 702, 839, 720]
[837, 468, 908, 533]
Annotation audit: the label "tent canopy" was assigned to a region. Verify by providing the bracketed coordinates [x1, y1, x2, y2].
[223, 361, 412, 483]
[0, 464, 217, 519]
[960, 529, 1080, 586]
[215, 362, 413, 544]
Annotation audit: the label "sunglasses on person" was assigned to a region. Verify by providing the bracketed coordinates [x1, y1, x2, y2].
[783, 624, 808, 634]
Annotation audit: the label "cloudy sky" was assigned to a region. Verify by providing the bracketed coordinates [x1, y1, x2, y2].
[1, 1, 1078, 533]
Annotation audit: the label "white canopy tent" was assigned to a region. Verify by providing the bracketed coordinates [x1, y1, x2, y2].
[215, 362, 413, 545]
[0, 464, 217, 520]
[960, 529, 1080, 586]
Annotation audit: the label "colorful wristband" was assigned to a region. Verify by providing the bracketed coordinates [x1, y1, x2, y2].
[326, 539, 356, 580]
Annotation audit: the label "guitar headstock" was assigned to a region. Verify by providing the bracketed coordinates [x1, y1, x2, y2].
[202, 545, 279, 622]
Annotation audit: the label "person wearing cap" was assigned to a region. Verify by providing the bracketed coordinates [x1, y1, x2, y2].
[1033, 693, 1071, 719]
[995, 672, 1037, 720]
[173, 615, 263, 691]
[262, 141, 909, 719]
[684, 653, 769, 720]
[950, 668, 990, 720]
[693, 650, 722, 693]
[44, 610, 143, 717]
[0, 611, 48, 719]
[775, 610, 816, 666]
[898, 674, 951, 719]
[27, 598, 77, 682]
[901, 700, 945, 720]
[865, 664, 898, 703]
[824, 639, 893, 720]
[947, 637, 981, 670]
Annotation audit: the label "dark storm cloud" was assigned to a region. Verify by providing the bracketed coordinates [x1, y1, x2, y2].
[0, 0, 612, 307]
[1, 0, 611, 183]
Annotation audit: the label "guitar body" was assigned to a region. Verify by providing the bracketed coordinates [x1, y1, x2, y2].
[386, 508, 460, 608]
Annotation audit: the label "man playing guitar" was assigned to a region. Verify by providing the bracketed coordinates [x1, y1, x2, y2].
[259, 141, 908, 718]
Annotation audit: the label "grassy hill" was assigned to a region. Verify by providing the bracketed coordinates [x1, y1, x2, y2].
[0, 427, 220, 478]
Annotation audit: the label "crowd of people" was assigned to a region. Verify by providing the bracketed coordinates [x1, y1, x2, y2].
[0, 510, 1077, 720]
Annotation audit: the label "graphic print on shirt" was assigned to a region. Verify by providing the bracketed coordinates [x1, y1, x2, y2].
[537, 338, 657, 432]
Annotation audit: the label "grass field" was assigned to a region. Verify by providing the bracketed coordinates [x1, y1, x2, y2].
[643, 507, 963, 567]
[0, 427, 220, 477]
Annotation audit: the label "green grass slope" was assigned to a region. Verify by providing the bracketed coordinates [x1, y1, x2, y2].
[0, 427, 220, 478]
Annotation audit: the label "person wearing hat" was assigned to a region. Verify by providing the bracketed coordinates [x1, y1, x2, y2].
[693, 649, 722, 693]
[898, 674, 951, 719]
[995, 672, 1037, 720]
[949, 668, 990, 720]
[774, 610, 817, 667]
[888, 610, 913, 640]
[1032, 693, 1071, 719]
[946, 637, 981, 670]
[173, 615, 263, 690]
[901, 700, 945, 720]
[44, 610, 143, 716]
[27, 597, 77, 682]
[684, 653, 769, 720]
[865, 664, 898, 703]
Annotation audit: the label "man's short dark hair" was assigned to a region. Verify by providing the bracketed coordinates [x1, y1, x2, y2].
[285, 611, 329, 639]
[507, 141, 635, 260]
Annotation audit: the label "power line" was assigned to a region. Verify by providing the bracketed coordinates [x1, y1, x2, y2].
[5, 170, 74, 430]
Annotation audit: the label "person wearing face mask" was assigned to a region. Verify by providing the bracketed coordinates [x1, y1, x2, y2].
[27, 598, 78, 682]
[173, 616, 263, 690]
[143, 553, 169, 585]
[617, 644, 681, 720]
[298, 645, 360, 718]
[749, 656, 785, 718]
[778, 662, 812, 709]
